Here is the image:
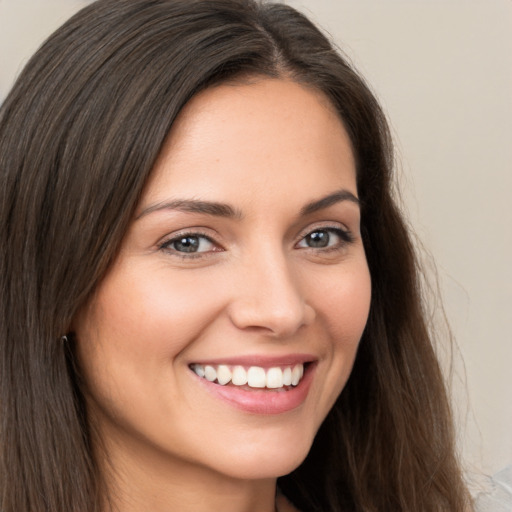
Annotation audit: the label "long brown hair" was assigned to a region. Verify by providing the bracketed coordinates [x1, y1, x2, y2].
[0, 0, 470, 510]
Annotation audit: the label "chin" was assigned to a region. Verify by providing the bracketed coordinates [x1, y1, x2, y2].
[206, 429, 315, 481]
[216, 454, 309, 481]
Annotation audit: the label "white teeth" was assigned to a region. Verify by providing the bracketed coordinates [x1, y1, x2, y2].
[192, 363, 306, 389]
[282, 367, 292, 386]
[247, 366, 266, 388]
[204, 365, 217, 382]
[291, 364, 302, 386]
[266, 367, 283, 389]
[216, 365, 231, 385]
[231, 365, 248, 385]
[193, 364, 205, 378]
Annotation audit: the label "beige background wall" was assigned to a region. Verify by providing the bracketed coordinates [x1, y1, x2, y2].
[1, 0, 511, 490]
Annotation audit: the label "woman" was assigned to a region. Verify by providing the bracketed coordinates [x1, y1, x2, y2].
[0, 0, 471, 511]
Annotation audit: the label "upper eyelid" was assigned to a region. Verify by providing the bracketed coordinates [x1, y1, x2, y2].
[159, 227, 218, 242]
[158, 230, 221, 250]
[295, 222, 351, 241]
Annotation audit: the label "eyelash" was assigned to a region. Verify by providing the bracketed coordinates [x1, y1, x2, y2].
[158, 230, 218, 259]
[296, 225, 355, 252]
[158, 225, 354, 259]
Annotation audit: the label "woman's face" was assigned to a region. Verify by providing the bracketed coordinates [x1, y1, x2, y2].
[74, 78, 371, 482]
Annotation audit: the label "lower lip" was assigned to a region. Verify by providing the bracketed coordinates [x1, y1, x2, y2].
[192, 364, 316, 415]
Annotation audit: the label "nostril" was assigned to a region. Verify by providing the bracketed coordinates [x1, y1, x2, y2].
[228, 300, 314, 337]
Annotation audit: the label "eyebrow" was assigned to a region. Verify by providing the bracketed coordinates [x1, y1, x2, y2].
[136, 199, 243, 220]
[136, 189, 359, 220]
[300, 189, 359, 216]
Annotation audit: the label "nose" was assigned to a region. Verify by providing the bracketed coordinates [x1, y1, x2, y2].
[227, 250, 316, 338]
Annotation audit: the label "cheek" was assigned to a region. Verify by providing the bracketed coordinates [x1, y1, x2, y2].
[83, 264, 227, 360]
[314, 260, 372, 345]
[73, 265, 230, 434]
[309, 260, 371, 398]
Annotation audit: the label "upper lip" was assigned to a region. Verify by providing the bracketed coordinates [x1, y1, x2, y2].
[189, 354, 317, 368]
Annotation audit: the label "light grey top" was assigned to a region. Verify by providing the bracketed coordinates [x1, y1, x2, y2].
[474, 465, 512, 512]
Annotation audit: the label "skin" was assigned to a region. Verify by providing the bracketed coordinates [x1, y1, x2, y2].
[74, 78, 372, 512]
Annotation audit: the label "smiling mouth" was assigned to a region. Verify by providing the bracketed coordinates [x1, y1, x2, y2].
[190, 363, 306, 390]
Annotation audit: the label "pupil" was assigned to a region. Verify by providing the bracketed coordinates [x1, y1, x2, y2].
[175, 236, 199, 252]
[308, 230, 329, 248]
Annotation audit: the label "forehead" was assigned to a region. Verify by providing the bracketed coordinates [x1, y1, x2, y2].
[142, 78, 357, 209]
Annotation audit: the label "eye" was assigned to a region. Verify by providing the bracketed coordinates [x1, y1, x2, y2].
[159, 233, 218, 255]
[296, 227, 353, 250]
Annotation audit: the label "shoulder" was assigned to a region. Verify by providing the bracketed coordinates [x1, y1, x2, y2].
[473, 465, 512, 512]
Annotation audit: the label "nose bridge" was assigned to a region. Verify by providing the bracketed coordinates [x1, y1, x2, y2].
[228, 241, 314, 336]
